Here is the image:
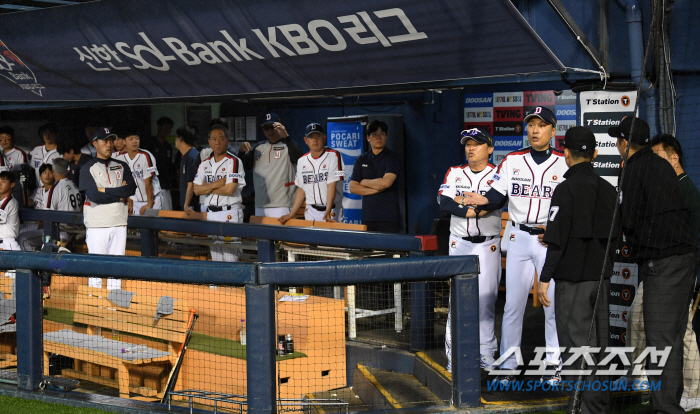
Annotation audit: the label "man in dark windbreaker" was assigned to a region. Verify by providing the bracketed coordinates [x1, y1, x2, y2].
[537, 126, 618, 414]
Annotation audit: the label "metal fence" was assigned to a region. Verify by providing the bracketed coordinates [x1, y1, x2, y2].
[1, 209, 480, 413]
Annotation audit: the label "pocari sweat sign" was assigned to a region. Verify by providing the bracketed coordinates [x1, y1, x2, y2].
[328, 121, 364, 224]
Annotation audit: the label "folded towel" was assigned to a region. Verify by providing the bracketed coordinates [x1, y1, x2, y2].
[107, 289, 136, 308]
[155, 296, 174, 322]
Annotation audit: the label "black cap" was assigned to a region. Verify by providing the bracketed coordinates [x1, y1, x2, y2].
[563, 126, 596, 151]
[304, 122, 324, 137]
[460, 128, 494, 146]
[92, 127, 117, 141]
[261, 112, 280, 126]
[607, 116, 650, 145]
[524, 106, 557, 125]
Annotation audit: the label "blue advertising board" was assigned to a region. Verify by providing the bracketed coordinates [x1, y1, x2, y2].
[327, 121, 364, 224]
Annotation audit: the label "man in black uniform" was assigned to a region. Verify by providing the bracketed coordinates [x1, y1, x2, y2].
[349, 120, 401, 232]
[537, 126, 618, 413]
[609, 116, 698, 414]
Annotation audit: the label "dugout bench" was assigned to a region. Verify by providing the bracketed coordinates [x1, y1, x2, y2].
[43, 285, 193, 399]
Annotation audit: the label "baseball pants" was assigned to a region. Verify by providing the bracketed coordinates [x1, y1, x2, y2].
[556, 279, 611, 414]
[86, 226, 126, 290]
[207, 207, 243, 262]
[499, 225, 560, 370]
[0, 237, 20, 279]
[159, 189, 173, 211]
[628, 281, 700, 400]
[445, 234, 501, 371]
[304, 205, 344, 222]
[131, 195, 163, 216]
[255, 207, 291, 219]
[641, 252, 697, 413]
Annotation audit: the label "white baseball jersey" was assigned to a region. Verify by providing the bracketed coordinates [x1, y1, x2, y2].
[194, 152, 246, 207]
[490, 147, 567, 225]
[29, 145, 60, 188]
[47, 178, 81, 212]
[294, 149, 345, 208]
[0, 152, 9, 173]
[116, 150, 162, 203]
[3, 147, 27, 171]
[34, 187, 52, 210]
[0, 195, 19, 239]
[438, 164, 502, 237]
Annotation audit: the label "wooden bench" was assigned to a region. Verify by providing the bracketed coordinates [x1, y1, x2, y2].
[43, 286, 194, 398]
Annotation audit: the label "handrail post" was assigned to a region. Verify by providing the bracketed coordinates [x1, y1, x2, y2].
[451, 273, 480, 408]
[42, 219, 58, 242]
[140, 229, 159, 257]
[245, 283, 277, 414]
[257, 239, 276, 263]
[16, 269, 43, 390]
[409, 251, 435, 350]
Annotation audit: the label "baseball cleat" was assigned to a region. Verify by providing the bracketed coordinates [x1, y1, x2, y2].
[480, 354, 496, 371]
[492, 375, 516, 386]
[539, 364, 561, 386]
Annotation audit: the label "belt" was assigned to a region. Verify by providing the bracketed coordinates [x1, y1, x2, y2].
[310, 204, 335, 212]
[513, 221, 545, 235]
[461, 235, 497, 243]
[208, 205, 235, 212]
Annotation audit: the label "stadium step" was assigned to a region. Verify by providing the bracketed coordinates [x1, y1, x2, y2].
[352, 364, 445, 409]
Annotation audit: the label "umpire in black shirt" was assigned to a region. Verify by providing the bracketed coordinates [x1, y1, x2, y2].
[537, 127, 617, 414]
[609, 116, 698, 414]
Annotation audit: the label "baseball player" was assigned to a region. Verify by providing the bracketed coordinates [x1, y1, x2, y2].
[115, 132, 163, 215]
[49, 158, 81, 212]
[112, 134, 126, 158]
[80, 128, 136, 290]
[239, 113, 303, 218]
[32, 164, 54, 210]
[438, 128, 503, 373]
[279, 123, 344, 224]
[193, 125, 246, 262]
[29, 123, 60, 196]
[466, 106, 568, 386]
[0, 171, 21, 257]
[0, 126, 28, 171]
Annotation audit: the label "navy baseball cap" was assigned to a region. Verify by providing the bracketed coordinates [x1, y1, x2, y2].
[608, 116, 650, 145]
[524, 106, 557, 125]
[261, 113, 280, 126]
[460, 128, 494, 146]
[564, 126, 596, 151]
[92, 127, 117, 141]
[304, 123, 324, 137]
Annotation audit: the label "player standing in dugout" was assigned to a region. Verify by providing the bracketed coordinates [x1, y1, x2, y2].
[466, 106, 568, 386]
[537, 126, 618, 413]
[80, 128, 136, 290]
[280, 122, 345, 224]
[238, 113, 302, 218]
[437, 128, 503, 373]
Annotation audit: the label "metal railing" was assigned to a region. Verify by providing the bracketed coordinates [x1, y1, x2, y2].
[6, 209, 481, 413]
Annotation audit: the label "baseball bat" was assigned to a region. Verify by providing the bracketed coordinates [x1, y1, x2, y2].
[161, 308, 198, 404]
[692, 288, 700, 318]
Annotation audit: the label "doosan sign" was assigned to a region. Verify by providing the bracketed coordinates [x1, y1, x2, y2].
[0, 0, 564, 101]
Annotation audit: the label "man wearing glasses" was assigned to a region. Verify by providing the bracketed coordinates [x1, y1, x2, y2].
[239, 113, 303, 218]
[349, 120, 401, 233]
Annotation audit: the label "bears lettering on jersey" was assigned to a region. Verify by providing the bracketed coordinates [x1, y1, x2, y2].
[303, 172, 329, 185]
[510, 183, 553, 198]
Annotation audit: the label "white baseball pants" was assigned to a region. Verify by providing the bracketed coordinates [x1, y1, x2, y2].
[131, 194, 163, 216]
[86, 226, 127, 290]
[255, 207, 291, 218]
[499, 225, 560, 370]
[207, 208, 243, 262]
[446, 234, 502, 370]
[304, 205, 344, 222]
